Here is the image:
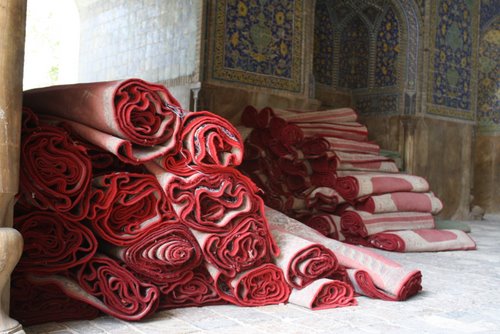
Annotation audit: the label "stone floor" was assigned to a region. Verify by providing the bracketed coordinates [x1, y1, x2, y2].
[24, 214, 500, 334]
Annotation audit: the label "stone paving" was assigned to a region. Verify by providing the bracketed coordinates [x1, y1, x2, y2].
[24, 215, 500, 334]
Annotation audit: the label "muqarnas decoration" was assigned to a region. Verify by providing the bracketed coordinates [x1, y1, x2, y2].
[213, 0, 303, 92]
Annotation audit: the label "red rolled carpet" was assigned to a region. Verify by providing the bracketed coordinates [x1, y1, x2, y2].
[270, 225, 339, 289]
[23, 79, 185, 163]
[367, 229, 477, 252]
[88, 172, 169, 246]
[108, 223, 203, 285]
[272, 107, 359, 124]
[194, 214, 277, 278]
[211, 263, 291, 307]
[10, 274, 100, 326]
[288, 278, 357, 310]
[160, 111, 243, 173]
[14, 211, 97, 274]
[76, 254, 160, 321]
[355, 192, 443, 214]
[19, 124, 92, 221]
[304, 214, 345, 241]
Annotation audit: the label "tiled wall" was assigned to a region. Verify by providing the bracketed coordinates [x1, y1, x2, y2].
[76, 0, 202, 90]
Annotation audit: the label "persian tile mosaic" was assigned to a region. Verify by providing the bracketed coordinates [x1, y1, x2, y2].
[313, 0, 335, 86]
[212, 0, 303, 92]
[375, 6, 400, 87]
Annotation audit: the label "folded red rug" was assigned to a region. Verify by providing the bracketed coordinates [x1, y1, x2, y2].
[160, 111, 243, 173]
[335, 152, 399, 173]
[23, 79, 184, 163]
[193, 214, 277, 278]
[270, 226, 339, 289]
[299, 122, 368, 141]
[88, 172, 169, 246]
[158, 267, 225, 310]
[19, 124, 92, 221]
[368, 229, 477, 252]
[356, 192, 443, 214]
[288, 278, 357, 310]
[210, 263, 291, 307]
[340, 210, 436, 237]
[324, 137, 380, 155]
[272, 107, 358, 123]
[149, 163, 262, 233]
[305, 187, 346, 213]
[14, 211, 97, 274]
[10, 274, 100, 326]
[346, 269, 422, 301]
[76, 254, 160, 321]
[335, 173, 430, 202]
[265, 207, 422, 301]
[304, 214, 345, 241]
[108, 223, 203, 285]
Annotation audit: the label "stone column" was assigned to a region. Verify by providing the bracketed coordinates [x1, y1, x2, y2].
[0, 0, 27, 333]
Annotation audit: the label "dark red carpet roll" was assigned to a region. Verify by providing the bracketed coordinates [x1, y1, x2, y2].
[14, 211, 97, 274]
[10, 274, 100, 326]
[288, 278, 357, 310]
[88, 172, 169, 246]
[76, 254, 160, 321]
[110, 223, 203, 285]
[19, 124, 92, 221]
[212, 263, 291, 307]
[195, 214, 277, 277]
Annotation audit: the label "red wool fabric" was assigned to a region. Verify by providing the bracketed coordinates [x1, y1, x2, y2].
[76, 254, 160, 321]
[88, 172, 169, 246]
[211, 263, 291, 307]
[19, 124, 92, 221]
[194, 214, 278, 278]
[288, 278, 357, 310]
[14, 211, 97, 274]
[23, 79, 185, 164]
[109, 223, 203, 285]
[355, 192, 443, 214]
[304, 214, 345, 241]
[10, 274, 100, 326]
[272, 107, 359, 124]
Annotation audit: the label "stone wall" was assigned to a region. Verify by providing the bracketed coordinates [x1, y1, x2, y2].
[75, 0, 204, 109]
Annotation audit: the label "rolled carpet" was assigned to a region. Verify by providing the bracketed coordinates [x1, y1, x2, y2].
[160, 111, 243, 173]
[106, 223, 203, 285]
[19, 124, 92, 221]
[270, 225, 339, 289]
[265, 207, 422, 301]
[10, 274, 100, 326]
[14, 211, 97, 274]
[335, 173, 430, 202]
[76, 254, 160, 321]
[288, 278, 357, 310]
[304, 214, 345, 241]
[210, 263, 291, 307]
[305, 187, 346, 213]
[148, 162, 262, 233]
[158, 267, 224, 310]
[298, 122, 368, 142]
[367, 229, 477, 252]
[356, 192, 443, 214]
[340, 210, 436, 237]
[193, 214, 277, 278]
[272, 107, 359, 123]
[88, 172, 169, 246]
[23, 79, 184, 163]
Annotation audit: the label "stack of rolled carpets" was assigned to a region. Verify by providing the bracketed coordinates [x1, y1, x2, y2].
[238, 105, 476, 253]
[11, 80, 425, 326]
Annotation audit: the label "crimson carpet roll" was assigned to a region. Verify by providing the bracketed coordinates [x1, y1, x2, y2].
[335, 173, 430, 202]
[19, 124, 92, 221]
[23, 79, 184, 163]
[304, 214, 345, 241]
[149, 162, 263, 233]
[306, 187, 346, 213]
[108, 223, 203, 285]
[193, 214, 277, 278]
[265, 207, 422, 301]
[288, 278, 357, 310]
[10, 274, 100, 326]
[158, 267, 224, 310]
[160, 111, 243, 173]
[340, 210, 436, 237]
[299, 122, 368, 142]
[76, 254, 160, 321]
[210, 263, 291, 307]
[355, 192, 443, 214]
[367, 229, 477, 252]
[88, 172, 169, 246]
[14, 211, 97, 274]
[272, 107, 359, 123]
[270, 226, 339, 289]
